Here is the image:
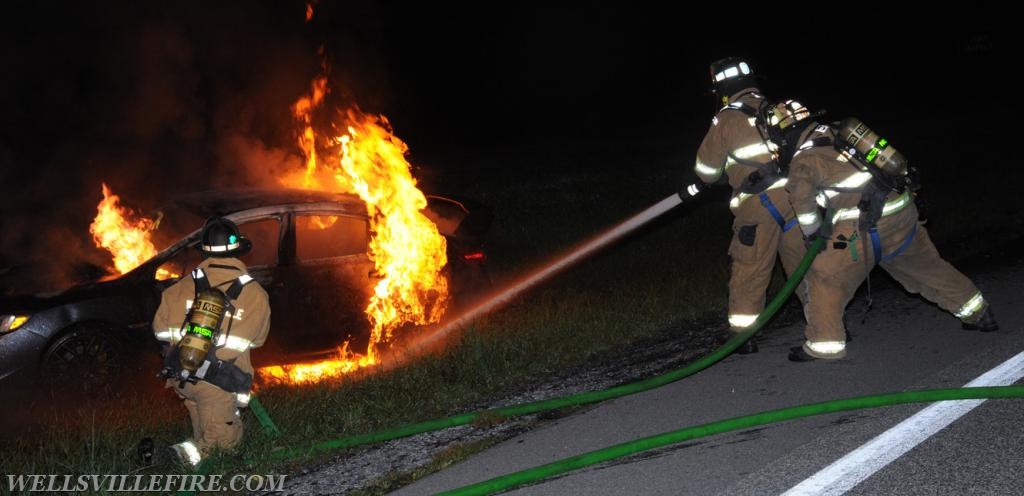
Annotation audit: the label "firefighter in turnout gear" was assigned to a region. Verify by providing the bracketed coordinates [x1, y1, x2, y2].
[693, 57, 809, 354]
[775, 103, 999, 361]
[151, 217, 271, 466]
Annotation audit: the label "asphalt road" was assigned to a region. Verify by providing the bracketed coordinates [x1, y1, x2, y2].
[391, 247, 1024, 495]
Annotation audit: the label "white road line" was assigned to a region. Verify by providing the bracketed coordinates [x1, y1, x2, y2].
[781, 350, 1024, 496]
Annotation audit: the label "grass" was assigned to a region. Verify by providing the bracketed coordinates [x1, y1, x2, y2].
[2, 136, 1019, 495]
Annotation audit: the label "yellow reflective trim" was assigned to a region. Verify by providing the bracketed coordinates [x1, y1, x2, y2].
[155, 328, 184, 342]
[822, 171, 874, 203]
[729, 313, 758, 329]
[729, 192, 752, 209]
[729, 178, 786, 209]
[836, 171, 873, 189]
[235, 392, 251, 407]
[954, 292, 985, 319]
[217, 335, 253, 352]
[798, 212, 820, 226]
[806, 340, 846, 354]
[733, 142, 771, 160]
[882, 191, 912, 216]
[832, 191, 913, 224]
[695, 161, 719, 177]
[174, 441, 202, 466]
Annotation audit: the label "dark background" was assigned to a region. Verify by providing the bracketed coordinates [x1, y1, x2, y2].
[0, 1, 1016, 288]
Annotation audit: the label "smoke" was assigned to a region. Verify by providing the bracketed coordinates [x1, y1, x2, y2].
[0, 1, 396, 294]
[215, 133, 304, 189]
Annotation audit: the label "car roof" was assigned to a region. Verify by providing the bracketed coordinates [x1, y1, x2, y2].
[172, 188, 367, 218]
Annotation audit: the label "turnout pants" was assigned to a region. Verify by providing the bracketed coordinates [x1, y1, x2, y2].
[173, 380, 243, 457]
[728, 188, 808, 333]
[803, 206, 984, 356]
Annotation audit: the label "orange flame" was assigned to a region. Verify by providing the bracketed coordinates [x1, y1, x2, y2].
[305, 1, 316, 22]
[291, 76, 328, 190]
[336, 111, 449, 357]
[90, 183, 174, 280]
[259, 343, 374, 384]
[266, 81, 448, 384]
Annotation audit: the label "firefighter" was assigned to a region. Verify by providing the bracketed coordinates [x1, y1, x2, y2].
[151, 217, 271, 466]
[770, 101, 999, 361]
[691, 57, 808, 354]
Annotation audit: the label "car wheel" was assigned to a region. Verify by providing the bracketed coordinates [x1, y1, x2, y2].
[40, 325, 124, 398]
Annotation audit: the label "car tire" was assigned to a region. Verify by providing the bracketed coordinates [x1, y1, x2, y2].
[39, 325, 125, 399]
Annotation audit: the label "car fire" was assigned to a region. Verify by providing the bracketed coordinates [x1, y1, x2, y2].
[85, 78, 451, 387]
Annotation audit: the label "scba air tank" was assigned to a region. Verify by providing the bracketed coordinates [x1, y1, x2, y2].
[837, 117, 908, 177]
[178, 288, 226, 374]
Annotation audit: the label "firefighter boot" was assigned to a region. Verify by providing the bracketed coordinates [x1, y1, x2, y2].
[962, 306, 999, 332]
[718, 330, 758, 355]
[737, 338, 759, 355]
[137, 438, 178, 467]
[788, 346, 817, 362]
[136, 437, 155, 465]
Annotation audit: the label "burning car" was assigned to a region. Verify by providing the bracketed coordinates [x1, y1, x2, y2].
[0, 188, 492, 394]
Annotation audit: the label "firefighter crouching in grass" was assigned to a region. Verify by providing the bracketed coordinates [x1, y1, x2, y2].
[767, 101, 999, 361]
[690, 57, 809, 354]
[150, 217, 271, 467]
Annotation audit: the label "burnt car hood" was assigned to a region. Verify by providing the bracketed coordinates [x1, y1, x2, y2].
[0, 271, 152, 314]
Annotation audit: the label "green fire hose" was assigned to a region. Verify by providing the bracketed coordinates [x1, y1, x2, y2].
[438, 385, 1024, 495]
[248, 395, 282, 437]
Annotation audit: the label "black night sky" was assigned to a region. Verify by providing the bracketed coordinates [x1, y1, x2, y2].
[0, 1, 1017, 283]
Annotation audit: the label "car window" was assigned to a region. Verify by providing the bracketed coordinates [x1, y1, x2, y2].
[237, 218, 280, 268]
[154, 218, 279, 279]
[156, 245, 203, 281]
[295, 215, 367, 261]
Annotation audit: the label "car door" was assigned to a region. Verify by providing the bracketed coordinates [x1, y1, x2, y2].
[230, 216, 286, 360]
[268, 211, 374, 357]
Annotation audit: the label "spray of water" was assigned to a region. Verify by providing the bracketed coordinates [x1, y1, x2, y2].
[410, 192, 688, 351]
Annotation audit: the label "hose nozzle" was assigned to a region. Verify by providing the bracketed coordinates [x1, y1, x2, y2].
[678, 183, 703, 201]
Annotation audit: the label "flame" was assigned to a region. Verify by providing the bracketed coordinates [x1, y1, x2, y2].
[259, 343, 374, 384]
[265, 80, 448, 384]
[291, 76, 328, 190]
[90, 183, 175, 280]
[336, 111, 449, 356]
[305, 1, 316, 22]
